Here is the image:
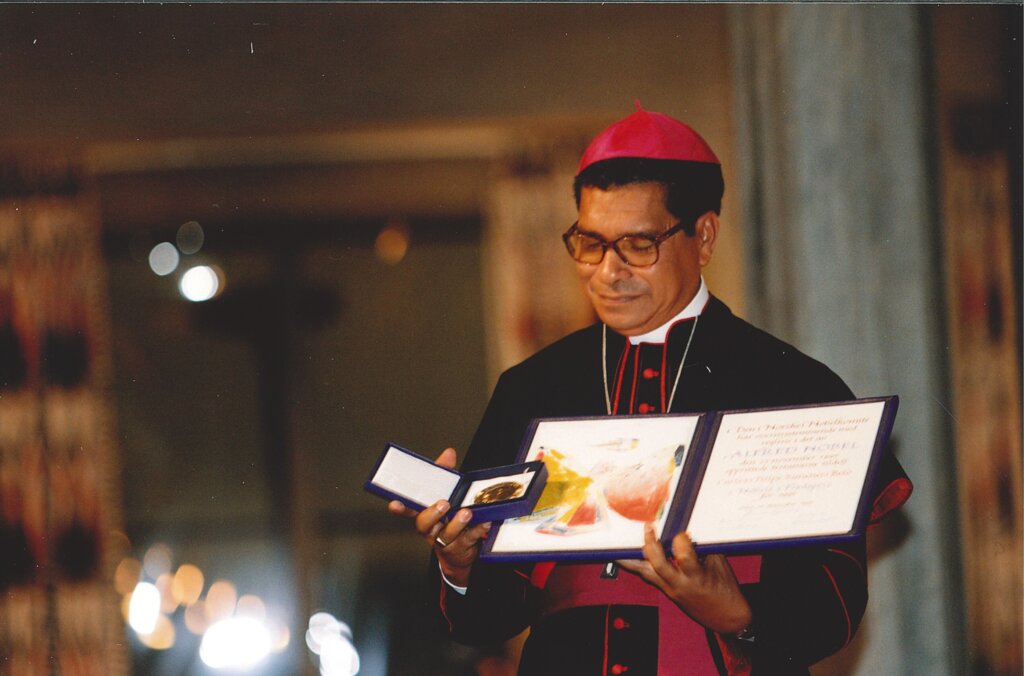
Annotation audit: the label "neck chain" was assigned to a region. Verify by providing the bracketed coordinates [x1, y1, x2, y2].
[601, 315, 699, 415]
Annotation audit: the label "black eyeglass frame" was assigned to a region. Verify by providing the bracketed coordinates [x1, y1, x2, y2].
[561, 220, 687, 267]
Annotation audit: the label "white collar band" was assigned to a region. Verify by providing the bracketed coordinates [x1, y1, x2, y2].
[628, 278, 709, 345]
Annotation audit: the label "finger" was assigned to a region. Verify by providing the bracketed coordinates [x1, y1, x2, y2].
[616, 558, 671, 595]
[435, 448, 458, 469]
[439, 518, 492, 548]
[387, 500, 418, 518]
[671, 531, 703, 576]
[701, 554, 735, 582]
[426, 519, 445, 542]
[414, 500, 450, 537]
[642, 524, 680, 582]
[615, 558, 652, 576]
[458, 521, 492, 547]
[435, 507, 474, 546]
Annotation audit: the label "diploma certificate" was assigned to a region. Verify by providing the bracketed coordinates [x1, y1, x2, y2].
[480, 396, 898, 562]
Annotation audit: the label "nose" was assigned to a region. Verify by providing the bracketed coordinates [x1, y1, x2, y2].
[595, 246, 630, 282]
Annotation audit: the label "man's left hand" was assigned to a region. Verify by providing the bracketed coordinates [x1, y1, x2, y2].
[616, 524, 752, 635]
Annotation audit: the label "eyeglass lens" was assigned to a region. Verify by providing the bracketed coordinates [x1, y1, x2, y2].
[565, 232, 660, 266]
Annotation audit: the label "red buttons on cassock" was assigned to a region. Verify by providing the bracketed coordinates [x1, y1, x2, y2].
[611, 665, 629, 675]
[638, 403, 656, 414]
[612, 617, 630, 630]
[642, 368, 659, 379]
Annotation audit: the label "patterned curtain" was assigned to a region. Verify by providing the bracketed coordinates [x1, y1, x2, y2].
[940, 105, 1023, 676]
[0, 156, 127, 675]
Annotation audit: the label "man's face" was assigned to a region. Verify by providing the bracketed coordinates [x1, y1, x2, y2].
[575, 183, 716, 336]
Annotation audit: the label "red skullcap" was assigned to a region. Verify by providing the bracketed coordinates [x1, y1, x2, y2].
[578, 101, 720, 173]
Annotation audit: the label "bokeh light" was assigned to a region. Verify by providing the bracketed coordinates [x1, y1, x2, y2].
[236, 594, 266, 621]
[137, 614, 176, 651]
[171, 563, 205, 606]
[205, 580, 238, 621]
[156, 573, 179, 614]
[184, 600, 211, 636]
[114, 557, 142, 596]
[179, 265, 222, 302]
[120, 544, 290, 668]
[177, 221, 205, 255]
[128, 582, 161, 635]
[199, 617, 271, 670]
[120, 592, 132, 623]
[108, 530, 132, 560]
[148, 242, 180, 276]
[374, 220, 410, 265]
[268, 618, 290, 654]
[142, 543, 173, 579]
[307, 612, 359, 676]
[319, 634, 360, 676]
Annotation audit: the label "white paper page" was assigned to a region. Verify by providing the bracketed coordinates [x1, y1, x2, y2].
[686, 401, 885, 545]
[371, 445, 461, 507]
[489, 415, 700, 554]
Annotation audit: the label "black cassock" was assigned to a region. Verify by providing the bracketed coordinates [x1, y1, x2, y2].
[434, 296, 912, 675]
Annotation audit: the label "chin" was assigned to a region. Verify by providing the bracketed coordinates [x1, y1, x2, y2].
[594, 307, 645, 336]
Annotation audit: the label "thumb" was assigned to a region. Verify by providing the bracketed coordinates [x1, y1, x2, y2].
[436, 447, 458, 468]
[671, 531, 703, 576]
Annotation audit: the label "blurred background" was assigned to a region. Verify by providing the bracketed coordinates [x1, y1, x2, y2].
[0, 4, 1019, 675]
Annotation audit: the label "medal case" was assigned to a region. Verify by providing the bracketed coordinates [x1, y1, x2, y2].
[365, 443, 548, 523]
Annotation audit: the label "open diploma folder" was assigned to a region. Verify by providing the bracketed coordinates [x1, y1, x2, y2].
[479, 396, 898, 562]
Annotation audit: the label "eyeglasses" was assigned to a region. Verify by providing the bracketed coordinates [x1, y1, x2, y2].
[561, 221, 686, 267]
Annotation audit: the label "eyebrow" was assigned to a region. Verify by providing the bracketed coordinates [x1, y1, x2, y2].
[575, 224, 662, 239]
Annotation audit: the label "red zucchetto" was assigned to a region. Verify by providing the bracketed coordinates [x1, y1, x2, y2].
[578, 101, 720, 173]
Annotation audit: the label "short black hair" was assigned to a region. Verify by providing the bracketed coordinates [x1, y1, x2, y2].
[573, 157, 724, 236]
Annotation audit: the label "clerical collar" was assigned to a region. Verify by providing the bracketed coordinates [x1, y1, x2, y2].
[628, 278, 709, 345]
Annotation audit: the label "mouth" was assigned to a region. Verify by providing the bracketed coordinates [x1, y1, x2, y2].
[595, 293, 639, 305]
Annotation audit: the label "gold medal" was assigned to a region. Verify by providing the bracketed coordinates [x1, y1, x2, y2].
[473, 481, 525, 504]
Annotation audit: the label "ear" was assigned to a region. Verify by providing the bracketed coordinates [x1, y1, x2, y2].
[695, 211, 719, 267]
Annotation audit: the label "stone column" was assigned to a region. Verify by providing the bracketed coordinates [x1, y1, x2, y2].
[729, 5, 965, 674]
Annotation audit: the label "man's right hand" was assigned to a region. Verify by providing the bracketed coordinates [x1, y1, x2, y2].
[387, 447, 491, 588]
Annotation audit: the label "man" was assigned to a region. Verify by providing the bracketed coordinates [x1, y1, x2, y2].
[390, 103, 912, 674]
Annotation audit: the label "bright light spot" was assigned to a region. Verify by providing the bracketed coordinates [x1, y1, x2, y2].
[319, 634, 360, 676]
[114, 557, 142, 596]
[172, 564, 205, 606]
[307, 612, 359, 675]
[137, 614, 176, 651]
[148, 242, 180, 276]
[128, 582, 161, 635]
[306, 612, 351, 654]
[156, 573, 179, 613]
[205, 580, 238, 621]
[142, 543, 173, 579]
[184, 600, 211, 636]
[199, 617, 271, 670]
[374, 220, 410, 265]
[179, 265, 221, 302]
[236, 594, 266, 621]
[177, 221, 205, 254]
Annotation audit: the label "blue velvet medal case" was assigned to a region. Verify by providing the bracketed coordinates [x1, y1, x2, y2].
[365, 443, 548, 523]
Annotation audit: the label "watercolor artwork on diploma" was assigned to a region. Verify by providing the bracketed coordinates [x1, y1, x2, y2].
[487, 415, 701, 555]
